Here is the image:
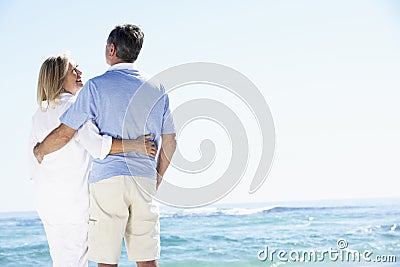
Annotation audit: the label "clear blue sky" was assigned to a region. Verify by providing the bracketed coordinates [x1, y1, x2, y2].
[1, 0, 400, 212]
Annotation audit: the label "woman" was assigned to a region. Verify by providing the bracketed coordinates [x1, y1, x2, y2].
[28, 54, 156, 267]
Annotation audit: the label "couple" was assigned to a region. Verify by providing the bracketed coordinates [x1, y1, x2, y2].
[29, 24, 176, 267]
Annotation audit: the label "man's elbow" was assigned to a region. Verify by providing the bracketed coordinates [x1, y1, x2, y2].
[165, 134, 177, 148]
[169, 136, 177, 149]
[168, 139, 177, 155]
[161, 134, 177, 154]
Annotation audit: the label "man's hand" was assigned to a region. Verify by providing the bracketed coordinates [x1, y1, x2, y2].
[32, 123, 77, 163]
[33, 142, 44, 164]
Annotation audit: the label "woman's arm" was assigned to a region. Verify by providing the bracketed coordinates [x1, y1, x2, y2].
[75, 121, 156, 159]
[109, 135, 156, 157]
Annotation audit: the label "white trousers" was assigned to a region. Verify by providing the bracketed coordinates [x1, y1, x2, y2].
[42, 220, 89, 267]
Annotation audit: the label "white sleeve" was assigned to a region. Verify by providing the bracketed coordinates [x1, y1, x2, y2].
[75, 120, 112, 159]
[28, 117, 39, 180]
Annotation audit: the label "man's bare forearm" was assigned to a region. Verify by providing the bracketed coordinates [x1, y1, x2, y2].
[156, 134, 177, 188]
[34, 123, 76, 163]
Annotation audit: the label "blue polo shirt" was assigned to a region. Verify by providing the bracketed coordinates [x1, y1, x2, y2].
[60, 63, 175, 183]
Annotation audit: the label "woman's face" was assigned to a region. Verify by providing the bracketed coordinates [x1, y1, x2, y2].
[63, 61, 83, 95]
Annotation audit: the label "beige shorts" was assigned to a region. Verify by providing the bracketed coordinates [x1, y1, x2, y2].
[88, 176, 160, 264]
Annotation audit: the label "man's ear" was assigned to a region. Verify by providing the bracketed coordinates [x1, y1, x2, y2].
[109, 43, 116, 57]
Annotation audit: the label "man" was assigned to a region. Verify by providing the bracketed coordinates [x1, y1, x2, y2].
[34, 24, 176, 267]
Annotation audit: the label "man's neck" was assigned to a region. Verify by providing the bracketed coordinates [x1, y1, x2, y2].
[109, 58, 133, 66]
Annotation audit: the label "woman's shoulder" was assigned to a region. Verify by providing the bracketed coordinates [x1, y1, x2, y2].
[34, 94, 75, 117]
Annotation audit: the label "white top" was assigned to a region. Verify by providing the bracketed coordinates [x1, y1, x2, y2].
[28, 93, 112, 224]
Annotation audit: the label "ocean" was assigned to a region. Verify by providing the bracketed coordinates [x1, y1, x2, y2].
[0, 198, 399, 267]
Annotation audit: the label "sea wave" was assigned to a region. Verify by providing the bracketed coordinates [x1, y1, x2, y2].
[0, 205, 380, 221]
[0, 217, 42, 227]
[159, 205, 365, 218]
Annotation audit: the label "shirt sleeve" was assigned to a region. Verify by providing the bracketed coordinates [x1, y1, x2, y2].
[28, 116, 39, 180]
[60, 80, 98, 130]
[75, 120, 112, 159]
[160, 85, 175, 134]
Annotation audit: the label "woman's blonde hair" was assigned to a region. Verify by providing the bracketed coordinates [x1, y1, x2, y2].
[37, 54, 70, 110]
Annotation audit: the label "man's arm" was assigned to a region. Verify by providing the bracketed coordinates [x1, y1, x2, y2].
[33, 123, 77, 163]
[156, 133, 177, 190]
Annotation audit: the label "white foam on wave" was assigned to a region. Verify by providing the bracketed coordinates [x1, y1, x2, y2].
[183, 207, 219, 216]
[160, 206, 278, 218]
[0, 221, 18, 227]
[220, 207, 275, 216]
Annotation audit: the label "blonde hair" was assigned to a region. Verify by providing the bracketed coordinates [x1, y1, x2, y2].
[37, 54, 69, 110]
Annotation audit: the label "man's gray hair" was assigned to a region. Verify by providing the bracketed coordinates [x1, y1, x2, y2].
[107, 24, 144, 63]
